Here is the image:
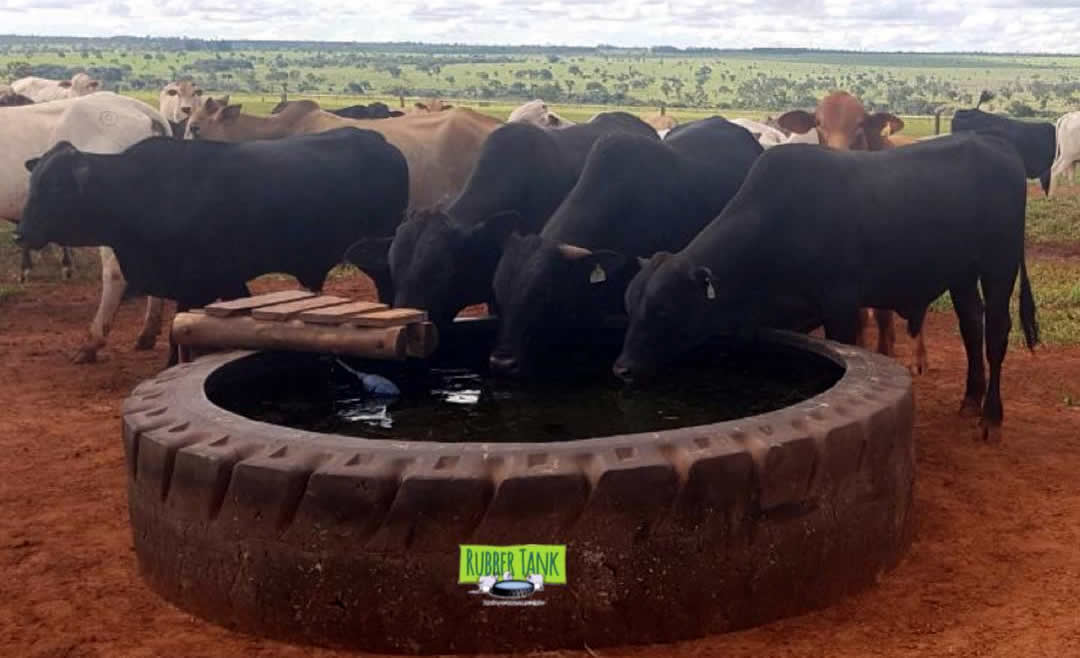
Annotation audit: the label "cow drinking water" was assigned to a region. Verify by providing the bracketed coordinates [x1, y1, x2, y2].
[615, 133, 1038, 443]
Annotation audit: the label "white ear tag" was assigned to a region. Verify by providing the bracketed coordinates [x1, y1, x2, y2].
[590, 264, 607, 284]
[706, 280, 716, 300]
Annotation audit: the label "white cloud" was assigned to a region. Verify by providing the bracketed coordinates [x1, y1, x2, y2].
[1, 0, 1079, 52]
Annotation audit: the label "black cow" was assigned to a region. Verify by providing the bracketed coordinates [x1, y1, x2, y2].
[616, 133, 1038, 443]
[344, 111, 658, 328]
[15, 127, 409, 365]
[951, 105, 1055, 195]
[271, 100, 404, 119]
[489, 117, 764, 376]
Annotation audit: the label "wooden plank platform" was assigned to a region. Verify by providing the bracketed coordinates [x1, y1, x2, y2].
[251, 295, 351, 321]
[299, 301, 389, 325]
[351, 308, 428, 328]
[174, 289, 438, 362]
[203, 290, 315, 317]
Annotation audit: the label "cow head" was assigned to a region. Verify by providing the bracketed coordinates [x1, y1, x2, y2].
[16, 142, 96, 249]
[160, 80, 205, 138]
[777, 91, 903, 152]
[159, 80, 205, 127]
[184, 96, 240, 140]
[489, 233, 628, 377]
[615, 252, 744, 383]
[69, 72, 101, 96]
[346, 209, 527, 329]
[508, 100, 573, 129]
[412, 98, 453, 113]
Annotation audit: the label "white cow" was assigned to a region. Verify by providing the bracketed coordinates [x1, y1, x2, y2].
[158, 80, 205, 136]
[1049, 111, 1080, 197]
[1, 92, 171, 363]
[508, 99, 574, 129]
[730, 117, 820, 148]
[11, 73, 101, 102]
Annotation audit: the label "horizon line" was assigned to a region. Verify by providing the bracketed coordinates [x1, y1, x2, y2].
[1, 33, 1079, 58]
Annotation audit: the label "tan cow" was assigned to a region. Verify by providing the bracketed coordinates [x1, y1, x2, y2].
[411, 98, 453, 113]
[11, 73, 101, 102]
[642, 107, 678, 137]
[158, 80, 205, 137]
[777, 91, 926, 374]
[185, 97, 501, 209]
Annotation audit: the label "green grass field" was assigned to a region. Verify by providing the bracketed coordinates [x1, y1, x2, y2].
[5, 37, 1080, 130]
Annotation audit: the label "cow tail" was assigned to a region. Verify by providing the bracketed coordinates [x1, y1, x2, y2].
[1018, 256, 1039, 351]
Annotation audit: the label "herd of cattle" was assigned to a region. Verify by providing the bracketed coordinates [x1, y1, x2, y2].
[2, 71, 1077, 442]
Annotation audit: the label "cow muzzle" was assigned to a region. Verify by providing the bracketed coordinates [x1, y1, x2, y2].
[488, 353, 522, 378]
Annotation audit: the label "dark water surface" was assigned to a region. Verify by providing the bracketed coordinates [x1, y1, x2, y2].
[208, 329, 842, 444]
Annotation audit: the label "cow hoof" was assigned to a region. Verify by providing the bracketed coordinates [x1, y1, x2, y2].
[979, 422, 1003, 445]
[61, 267, 73, 281]
[907, 359, 928, 376]
[19, 270, 30, 284]
[134, 333, 157, 351]
[72, 348, 99, 364]
[958, 398, 981, 418]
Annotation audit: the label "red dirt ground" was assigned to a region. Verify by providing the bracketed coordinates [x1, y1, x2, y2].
[2, 272, 1080, 658]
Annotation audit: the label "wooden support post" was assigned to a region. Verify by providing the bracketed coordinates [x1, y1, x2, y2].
[171, 313, 430, 360]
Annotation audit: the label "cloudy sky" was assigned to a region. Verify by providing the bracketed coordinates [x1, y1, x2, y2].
[1, 1, 1078, 53]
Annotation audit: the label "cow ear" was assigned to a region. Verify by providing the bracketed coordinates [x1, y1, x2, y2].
[24, 157, 41, 173]
[468, 210, 525, 249]
[584, 250, 627, 285]
[218, 94, 231, 106]
[220, 104, 243, 121]
[693, 266, 716, 300]
[776, 110, 817, 135]
[343, 237, 393, 270]
[867, 112, 904, 137]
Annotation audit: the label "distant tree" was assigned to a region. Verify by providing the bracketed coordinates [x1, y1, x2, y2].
[1007, 100, 1037, 117]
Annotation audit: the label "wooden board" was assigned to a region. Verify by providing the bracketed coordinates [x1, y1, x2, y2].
[350, 308, 428, 328]
[251, 296, 352, 321]
[203, 290, 315, 317]
[298, 301, 389, 325]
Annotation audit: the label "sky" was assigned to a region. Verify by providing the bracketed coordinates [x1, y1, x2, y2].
[2, 1, 1080, 53]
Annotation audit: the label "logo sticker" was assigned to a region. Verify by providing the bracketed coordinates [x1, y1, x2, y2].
[459, 544, 566, 606]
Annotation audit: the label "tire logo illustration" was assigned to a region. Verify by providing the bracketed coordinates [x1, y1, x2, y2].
[460, 545, 563, 606]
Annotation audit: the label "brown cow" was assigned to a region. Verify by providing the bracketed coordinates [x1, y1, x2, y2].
[777, 91, 927, 375]
[411, 98, 453, 113]
[185, 97, 500, 210]
[642, 106, 677, 135]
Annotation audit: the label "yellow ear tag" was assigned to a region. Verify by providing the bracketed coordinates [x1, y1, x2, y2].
[706, 280, 716, 300]
[590, 264, 606, 284]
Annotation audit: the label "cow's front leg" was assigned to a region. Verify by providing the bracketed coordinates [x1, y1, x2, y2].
[822, 296, 861, 346]
[75, 247, 126, 364]
[949, 282, 985, 418]
[134, 297, 165, 350]
[19, 247, 32, 284]
[873, 308, 896, 356]
[60, 246, 73, 281]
